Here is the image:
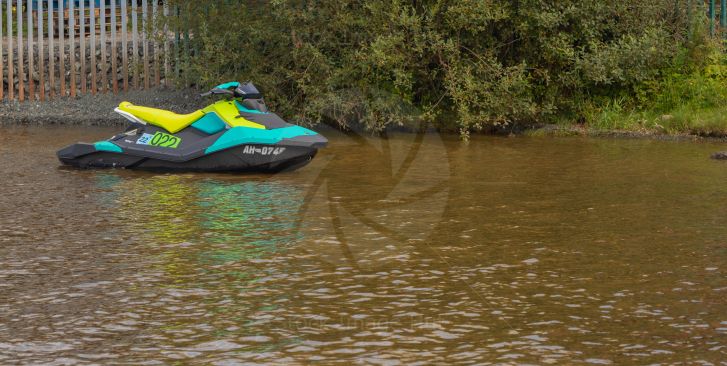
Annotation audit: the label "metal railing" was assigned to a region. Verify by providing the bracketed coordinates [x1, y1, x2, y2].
[706, 0, 727, 37]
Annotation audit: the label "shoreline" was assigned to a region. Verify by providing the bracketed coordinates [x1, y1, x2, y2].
[523, 124, 727, 143]
[0, 87, 726, 146]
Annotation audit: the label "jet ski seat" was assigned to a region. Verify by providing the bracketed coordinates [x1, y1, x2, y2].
[118, 102, 205, 133]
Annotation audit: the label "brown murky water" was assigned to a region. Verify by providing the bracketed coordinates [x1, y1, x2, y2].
[1, 126, 726, 365]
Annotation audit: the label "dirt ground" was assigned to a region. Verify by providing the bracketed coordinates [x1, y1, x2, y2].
[0, 87, 204, 126]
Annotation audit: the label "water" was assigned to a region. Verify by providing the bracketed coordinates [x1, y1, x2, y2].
[1, 126, 726, 365]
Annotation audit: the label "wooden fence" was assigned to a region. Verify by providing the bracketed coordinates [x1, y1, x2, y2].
[0, 0, 179, 102]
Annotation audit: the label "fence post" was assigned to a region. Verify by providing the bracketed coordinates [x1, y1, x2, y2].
[142, 0, 148, 89]
[6, 0, 13, 100]
[90, 0, 96, 94]
[58, 0, 65, 97]
[183, 28, 189, 87]
[27, 0, 34, 100]
[132, 0, 138, 88]
[163, 1, 169, 87]
[111, 0, 118, 93]
[174, 6, 179, 83]
[69, 0, 76, 97]
[17, 0, 23, 101]
[100, 0, 107, 93]
[153, 0, 159, 87]
[80, 0, 86, 94]
[121, 0, 128, 91]
[47, 0, 54, 99]
[37, 0, 44, 101]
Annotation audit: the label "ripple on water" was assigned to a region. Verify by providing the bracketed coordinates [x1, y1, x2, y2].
[1, 129, 726, 364]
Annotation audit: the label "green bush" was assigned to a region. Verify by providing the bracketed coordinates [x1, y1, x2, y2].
[584, 50, 727, 135]
[161, 0, 720, 134]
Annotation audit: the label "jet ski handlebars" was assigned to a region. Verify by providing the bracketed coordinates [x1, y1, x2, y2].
[200, 81, 263, 100]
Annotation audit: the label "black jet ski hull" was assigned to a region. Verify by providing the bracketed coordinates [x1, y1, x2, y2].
[58, 143, 319, 173]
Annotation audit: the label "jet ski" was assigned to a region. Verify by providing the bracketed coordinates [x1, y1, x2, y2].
[57, 82, 327, 173]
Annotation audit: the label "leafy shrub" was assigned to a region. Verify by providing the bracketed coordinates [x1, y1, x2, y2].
[161, 0, 720, 133]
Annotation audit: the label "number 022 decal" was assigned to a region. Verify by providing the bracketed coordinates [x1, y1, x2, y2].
[136, 132, 182, 149]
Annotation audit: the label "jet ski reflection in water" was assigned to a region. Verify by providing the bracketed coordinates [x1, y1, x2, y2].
[58, 81, 327, 173]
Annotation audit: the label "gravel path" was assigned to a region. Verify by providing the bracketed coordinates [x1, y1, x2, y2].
[0, 88, 204, 126]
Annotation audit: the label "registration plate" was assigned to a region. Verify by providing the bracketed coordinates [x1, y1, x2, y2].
[136, 132, 182, 149]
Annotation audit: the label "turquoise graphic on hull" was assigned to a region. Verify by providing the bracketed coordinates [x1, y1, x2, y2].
[94, 141, 123, 153]
[204, 126, 318, 154]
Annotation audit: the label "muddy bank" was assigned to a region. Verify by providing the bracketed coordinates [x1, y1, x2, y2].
[525, 124, 727, 142]
[0, 88, 203, 126]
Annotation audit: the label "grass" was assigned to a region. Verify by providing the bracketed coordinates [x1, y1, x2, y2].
[584, 101, 727, 137]
[581, 52, 727, 137]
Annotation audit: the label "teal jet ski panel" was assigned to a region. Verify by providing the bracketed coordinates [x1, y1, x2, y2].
[215, 81, 240, 89]
[191, 112, 227, 134]
[94, 141, 123, 153]
[205, 126, 322, 154]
